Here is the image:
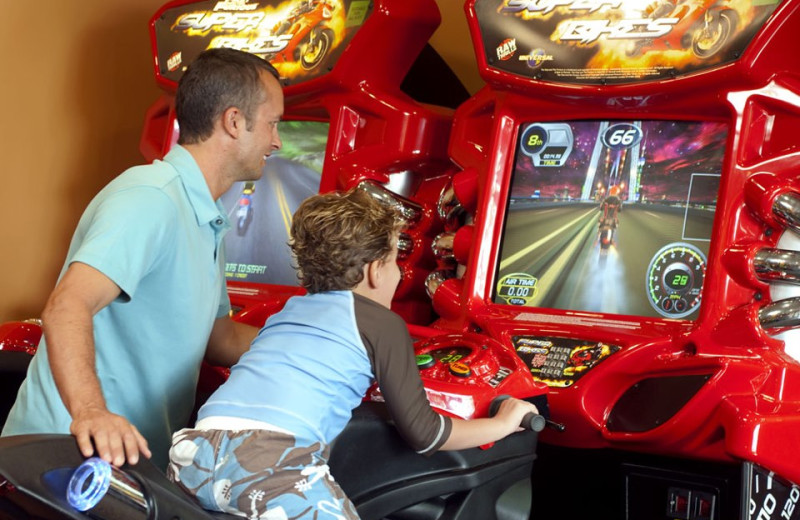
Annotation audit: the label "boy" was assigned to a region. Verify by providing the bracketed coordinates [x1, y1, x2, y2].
[167, 188, 538, 519]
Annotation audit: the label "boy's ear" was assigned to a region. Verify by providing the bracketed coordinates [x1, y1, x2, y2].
[366, 260, 381, 289]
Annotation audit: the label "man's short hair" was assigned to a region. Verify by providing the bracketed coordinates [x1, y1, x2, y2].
[290, 188, 404, 293]
[175, 48, 280, 145]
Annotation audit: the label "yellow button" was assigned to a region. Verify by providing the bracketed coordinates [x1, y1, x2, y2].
[449, 362, 471, 378]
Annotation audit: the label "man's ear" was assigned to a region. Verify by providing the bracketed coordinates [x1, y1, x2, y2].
[221, 106, 244, 138]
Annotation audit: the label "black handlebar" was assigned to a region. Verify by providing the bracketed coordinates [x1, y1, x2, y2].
[520, 411, 547, 432]
[489, 395, 565, 433]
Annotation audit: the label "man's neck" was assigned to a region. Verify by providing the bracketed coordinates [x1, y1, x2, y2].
[182, 141, 232, 200]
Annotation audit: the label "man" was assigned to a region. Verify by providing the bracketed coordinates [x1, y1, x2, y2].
[2, 48, 284, 470]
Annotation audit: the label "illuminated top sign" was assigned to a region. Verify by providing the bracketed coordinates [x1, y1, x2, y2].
[153, 0, 372, 87]
[472, 0, 784, 85]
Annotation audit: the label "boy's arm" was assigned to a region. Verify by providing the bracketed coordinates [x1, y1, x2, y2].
[357, 298, 539, 453]
[441, 397, 539, 450]
[370, 323, 537, 451]
[357, 299, 451, 454]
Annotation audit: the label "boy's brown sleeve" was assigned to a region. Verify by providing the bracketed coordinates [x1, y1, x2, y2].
[353, 294, 452, 454]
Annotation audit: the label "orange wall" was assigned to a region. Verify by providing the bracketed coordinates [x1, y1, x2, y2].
[0, 0, 168, 321]
[430, 1, 484, 94]
[0, 1, 480, 322]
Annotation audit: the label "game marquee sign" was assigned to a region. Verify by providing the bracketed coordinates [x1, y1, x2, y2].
[472, 0, 784, 84]
[153, 0, 372, 87]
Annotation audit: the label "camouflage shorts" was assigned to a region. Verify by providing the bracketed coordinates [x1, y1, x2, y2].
[167, 428, 359, 520]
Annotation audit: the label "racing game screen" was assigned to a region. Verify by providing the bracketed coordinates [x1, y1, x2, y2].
[221, 120, 328, 286]
[492, 120, 728, 320]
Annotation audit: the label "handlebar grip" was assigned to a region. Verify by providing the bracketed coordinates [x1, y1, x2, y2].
[488, 395, 507, 417]
[489, 395, 545, 432]
[521, 412, 546, 433]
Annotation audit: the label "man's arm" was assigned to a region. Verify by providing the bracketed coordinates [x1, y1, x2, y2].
[204, 315, 258, 367]
[42, 262, 151, 466]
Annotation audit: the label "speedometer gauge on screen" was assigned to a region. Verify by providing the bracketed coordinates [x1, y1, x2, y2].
[493, 120, 727, 321]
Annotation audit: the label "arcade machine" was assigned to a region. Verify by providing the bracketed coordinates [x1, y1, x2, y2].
[0, 1, 547, 519]
[3, 0, 800, 518]
[418, 0, 800, 519]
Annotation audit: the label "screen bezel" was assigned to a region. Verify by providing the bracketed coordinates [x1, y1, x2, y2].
[489, 119, 729, 322]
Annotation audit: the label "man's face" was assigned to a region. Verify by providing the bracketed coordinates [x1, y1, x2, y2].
[239, 71, 284, 180]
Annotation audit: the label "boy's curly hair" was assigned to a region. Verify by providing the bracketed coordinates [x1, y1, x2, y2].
[290, 188, 404, 293]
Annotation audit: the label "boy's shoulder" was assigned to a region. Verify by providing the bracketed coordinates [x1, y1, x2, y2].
[352, 293, 407, 333]
[352, 291, 395, 313]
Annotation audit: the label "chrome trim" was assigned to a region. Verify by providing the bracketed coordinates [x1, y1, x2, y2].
[772, 192, 800, 234]
[758, 297, 800, 330]
[754, 248, 800, 284]
[437, 182, 462, 222]
[432, 232, 456, 261]
[767, 229, 800, 359]
[425, 270, 455, 299]
[397, 233, 413, 259]
[383, 170, 415, 198]
[357, 180, 422, 224]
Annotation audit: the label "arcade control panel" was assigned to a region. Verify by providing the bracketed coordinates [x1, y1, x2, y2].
[366, 331, 549, 421]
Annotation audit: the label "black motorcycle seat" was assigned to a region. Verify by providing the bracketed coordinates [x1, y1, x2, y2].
[0, 402, 540, 520]
[329, 401, 539, 520]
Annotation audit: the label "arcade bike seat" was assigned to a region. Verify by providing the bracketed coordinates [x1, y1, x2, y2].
[0, 433, 229, 520]
[0, 403, 541, 520]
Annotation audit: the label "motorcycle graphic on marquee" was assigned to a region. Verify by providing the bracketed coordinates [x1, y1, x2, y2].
[153, 0, 372, 86]
[269, 0, 338, 71]
[473, 0, 784, 84]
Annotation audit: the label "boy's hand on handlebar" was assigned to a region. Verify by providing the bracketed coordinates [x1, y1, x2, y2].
[71, 407, 151, 467]
[492, 397, 539, 434]
[442, 397, 542, 450]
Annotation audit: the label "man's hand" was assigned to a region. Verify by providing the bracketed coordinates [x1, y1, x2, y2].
[71, 407, 151, 467]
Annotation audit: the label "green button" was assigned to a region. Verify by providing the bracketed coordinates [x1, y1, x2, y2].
[415, 354, 435, 369]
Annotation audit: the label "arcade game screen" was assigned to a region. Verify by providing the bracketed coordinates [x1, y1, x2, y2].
[493, 120, 727, 320]
[220, 120, 328, 286]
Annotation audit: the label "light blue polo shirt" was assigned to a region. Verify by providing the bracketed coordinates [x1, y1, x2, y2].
[2, 145, 231, 469]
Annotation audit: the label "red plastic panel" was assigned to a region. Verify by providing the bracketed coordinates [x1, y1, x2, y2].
[422, 0, 800, 485]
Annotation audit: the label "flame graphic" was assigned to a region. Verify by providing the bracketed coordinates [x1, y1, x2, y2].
[174, 0, 349, 81]
[272, 0, 348, 80]
[538, 0, 758, 74]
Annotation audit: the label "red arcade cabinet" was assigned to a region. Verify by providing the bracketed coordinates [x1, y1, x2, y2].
[135, 0, 800, 517]
[138, 0, 550, 427]
[140, 0, 458, 328]
[417, 0, 800, 518]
